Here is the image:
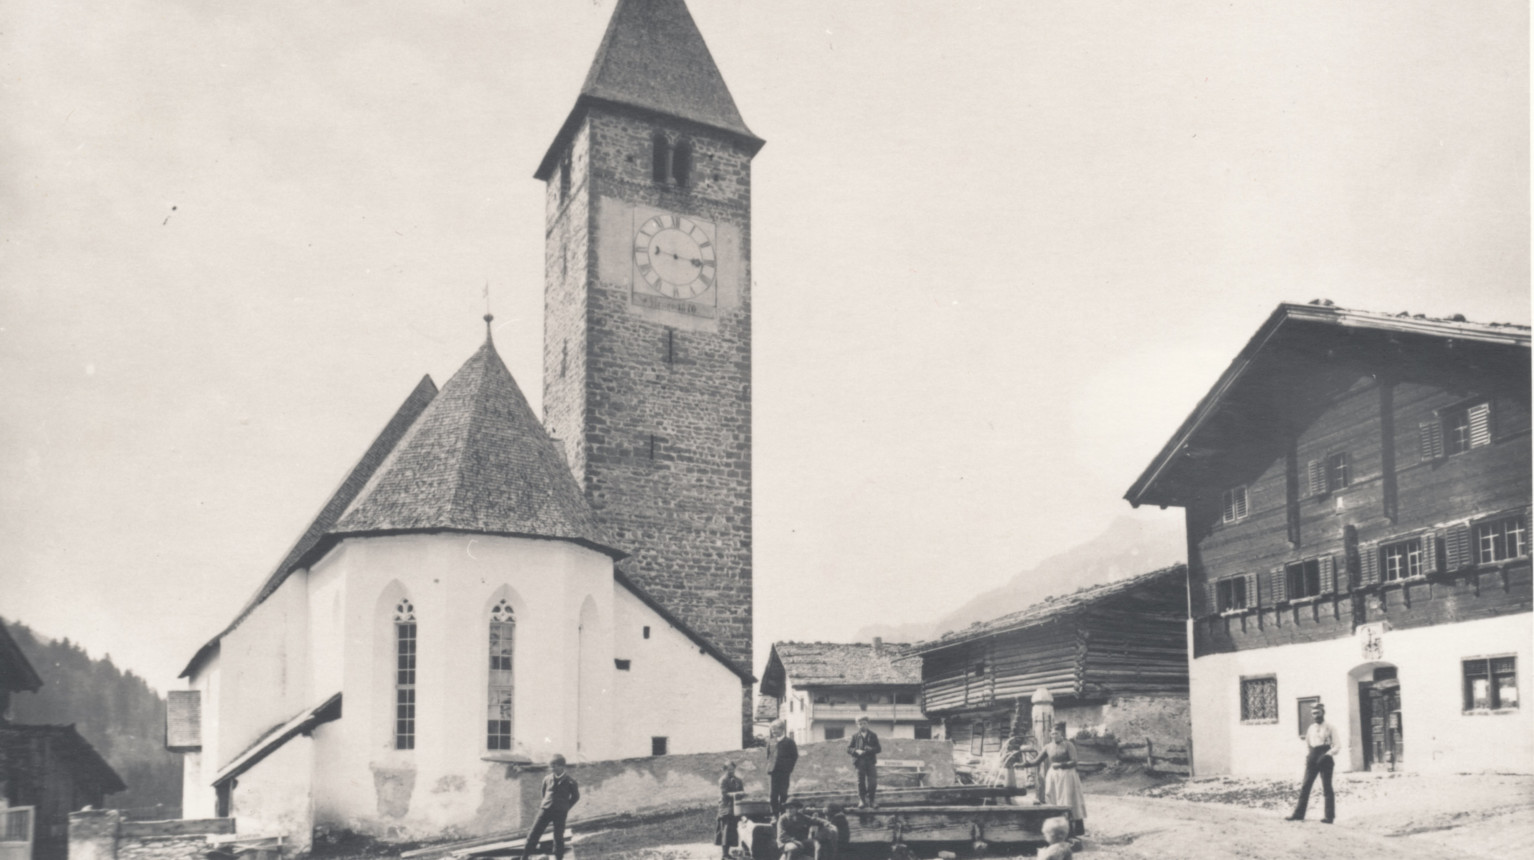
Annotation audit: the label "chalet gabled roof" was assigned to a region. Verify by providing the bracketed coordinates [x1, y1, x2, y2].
[0, 618, 43, 694]
[535, 0, 762, 179]
[180, 376, 438, 678]
[1125, 302, 1531, 509]
[759, 641, 921, 698]
[0, 723, 126, 793]
[909, 564, 1188, 655]
[330, 336, 623, 559]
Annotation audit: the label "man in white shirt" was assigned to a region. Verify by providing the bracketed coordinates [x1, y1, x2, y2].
[1285, 703, 1336, 823]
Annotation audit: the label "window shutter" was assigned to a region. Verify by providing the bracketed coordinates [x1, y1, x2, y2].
[1245, 571, 1260, 608]
[1234, 487, 1248, 519]
[1468, 402, 1492, 448]
[1419, 420, 1443, 462]
[1270, 564, 1288, 603]
[1205, 580, 1219, 616]
[1319, 555, 1336, 594]
[1306, 460, 1324, 497]
[1360, 543, 1380, 586]
[1445, 524, 1471, 570]
[1422, 532, 1441, 575]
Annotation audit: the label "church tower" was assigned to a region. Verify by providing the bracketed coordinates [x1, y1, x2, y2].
[536, 0, 761, 698]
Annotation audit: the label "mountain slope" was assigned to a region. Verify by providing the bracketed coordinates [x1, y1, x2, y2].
[856, 515, 1186, 642]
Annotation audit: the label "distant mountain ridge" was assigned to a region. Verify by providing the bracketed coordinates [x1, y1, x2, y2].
[855, 515, 1185, 644]
[2, 618, 182, 811]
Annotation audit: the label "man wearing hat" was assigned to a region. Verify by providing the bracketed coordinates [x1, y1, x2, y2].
[765, 719, 798, 815]
[1285, 703, 1337, 824]
[715, 760, 745, 860]
[847, 716, 882, 808]
[523, 754, 580, 859]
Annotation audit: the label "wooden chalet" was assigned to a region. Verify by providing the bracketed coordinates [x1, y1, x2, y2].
[910, 566, 1189, 759]
[0, 620, 125, 860]
[758, 641, 928, 743]
[1126, 302, 1531, 776]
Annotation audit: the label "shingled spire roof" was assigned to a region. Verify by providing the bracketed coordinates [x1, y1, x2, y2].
[536, 0, 761, 179]
[331, 331, 622, 558]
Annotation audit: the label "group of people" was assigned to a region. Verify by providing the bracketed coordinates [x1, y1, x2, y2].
[1000, 720, 1088, 837]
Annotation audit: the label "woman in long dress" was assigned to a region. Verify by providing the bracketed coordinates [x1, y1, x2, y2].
[1040, 721, 1086, 836]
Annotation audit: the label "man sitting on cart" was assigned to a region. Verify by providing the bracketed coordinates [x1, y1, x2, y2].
[775, 799, 838, 860]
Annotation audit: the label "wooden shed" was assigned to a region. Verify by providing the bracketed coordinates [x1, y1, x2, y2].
[910, 565, 1189, 758]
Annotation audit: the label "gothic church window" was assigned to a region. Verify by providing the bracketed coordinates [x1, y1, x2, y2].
[394, 599, 417, 750]
[487, 599, 516, 750]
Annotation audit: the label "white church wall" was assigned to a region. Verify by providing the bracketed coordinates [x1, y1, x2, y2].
[229, 733, 315, 853]
[612, 584, 741, 757]
[313, 533, 619, 838]
[180, 653, 221, 819]
[217, 572, 312, 762]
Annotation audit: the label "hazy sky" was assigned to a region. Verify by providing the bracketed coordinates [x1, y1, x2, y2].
[2, 0, 1527, 692]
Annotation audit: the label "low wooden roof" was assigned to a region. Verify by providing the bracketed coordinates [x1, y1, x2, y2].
[1125, 302, 1530, 509]
[909, 565, 1187, 655]
[0, 723, 126, 794]
[0, 619, 43, 694]
[759, 641, 922, 699]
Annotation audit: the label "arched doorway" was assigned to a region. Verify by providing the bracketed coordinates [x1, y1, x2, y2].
[1348, 662, 1402, 771]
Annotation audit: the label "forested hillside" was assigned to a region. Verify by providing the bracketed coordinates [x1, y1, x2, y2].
[2, 618, 181, 812]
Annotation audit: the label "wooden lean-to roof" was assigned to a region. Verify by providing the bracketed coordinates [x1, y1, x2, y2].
[0, 618, 43, 694]
[1125, 302, 1531, 510]
[535, 0, 762, 179]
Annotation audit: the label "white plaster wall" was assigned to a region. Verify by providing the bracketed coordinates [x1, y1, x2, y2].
[230, 734, 315, 853]
[611, 584, 741, 756]
[218, 575, 312, 761]
[806, 720, 921, 743]
[1190, 612, 1532, 776]
[181, 654, 221, 818]
[315, 533, 617, 838]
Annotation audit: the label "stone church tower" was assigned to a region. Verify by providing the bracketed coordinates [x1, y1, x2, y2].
[535, 0, 761, 703]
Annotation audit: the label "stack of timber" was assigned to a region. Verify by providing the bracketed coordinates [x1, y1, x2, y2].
[760, 785, 1071, 851]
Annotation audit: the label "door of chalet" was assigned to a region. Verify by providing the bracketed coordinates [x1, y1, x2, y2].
[1361, 666, 1402, 771]
[0, 805, 34, 860]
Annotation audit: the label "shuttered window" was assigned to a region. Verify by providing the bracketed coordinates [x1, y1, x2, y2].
[1221, 486, 1249, 523]
[1382, 539, 1422, 581]
[1476, 515, 1528, 564]
[1283, 556, 1335, 599]
[1306, 453, 1350, 497]
[1422, 400, 1493, 462]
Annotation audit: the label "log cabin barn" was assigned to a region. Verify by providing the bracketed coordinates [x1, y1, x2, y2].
[1, 620, 125, 860]
[909, 566, 1190, 764]
[1125, 302, 1532, 776]
[757, 641, 930, 743]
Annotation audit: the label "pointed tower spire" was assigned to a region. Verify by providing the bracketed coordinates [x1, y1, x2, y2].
[536, 0, 762, 179]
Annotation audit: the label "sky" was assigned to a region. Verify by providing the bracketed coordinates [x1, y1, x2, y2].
[1, 0, 1528, 694]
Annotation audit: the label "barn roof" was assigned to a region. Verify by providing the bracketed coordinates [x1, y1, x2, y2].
[1125, 302, 1530, 509]
[0, 618, 43, 694]
[759, 641, 921, 698]
[0, 724, 125, 794]
[910, 564, 1188, 655]
[536, 0, 762, 179]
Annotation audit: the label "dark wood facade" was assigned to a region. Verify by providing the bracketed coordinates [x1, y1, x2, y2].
[914, 567, 1189, 743]
[1127, 305, 1531, 660]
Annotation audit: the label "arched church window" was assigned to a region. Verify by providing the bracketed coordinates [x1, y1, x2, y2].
[672, 140, 692, 188]
[394, 599, 417, 750]
[652, 135, 671, 184]
[487, 599, 515, 750]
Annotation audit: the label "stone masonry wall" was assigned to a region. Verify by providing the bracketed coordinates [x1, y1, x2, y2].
[541, 103, 755, 679]
[70, 811, 236, 860]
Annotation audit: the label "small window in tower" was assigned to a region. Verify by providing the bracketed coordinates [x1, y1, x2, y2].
[672, 141, 692, 188]
[614, 659, 631, 671]
[643, 625, 651, 639]
[651, 736, 668, 756]
[561, 340, 568, 379]
[559, 153, 571, 203]
[652, 135, 671, 184]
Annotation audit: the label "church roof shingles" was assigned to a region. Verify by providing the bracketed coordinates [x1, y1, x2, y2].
[535, 0, 761, 179]
[331, 336, 620, 557]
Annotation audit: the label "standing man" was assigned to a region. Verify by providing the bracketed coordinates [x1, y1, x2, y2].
[523, 754, 580, 859]
[766, 719, 799, 815]
[847, 716, 882, 808]
[1285, 704, 1337, 823]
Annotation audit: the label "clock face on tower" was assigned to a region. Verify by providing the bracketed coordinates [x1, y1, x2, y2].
[632, 214, 717, 312]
